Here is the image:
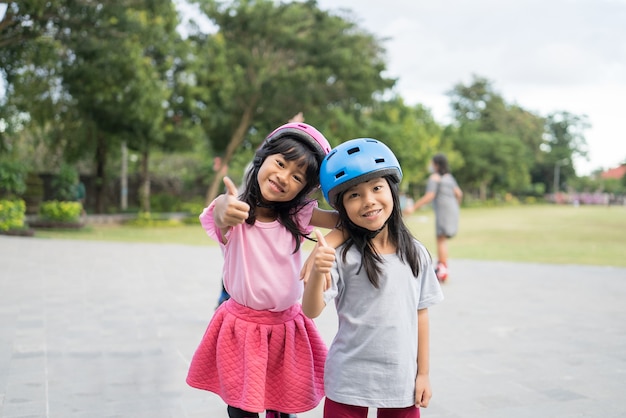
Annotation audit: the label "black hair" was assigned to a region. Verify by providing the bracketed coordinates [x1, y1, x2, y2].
[336, 175, 424, 288]
[432, 153, 450, 175]
[240, 136, 321, 253]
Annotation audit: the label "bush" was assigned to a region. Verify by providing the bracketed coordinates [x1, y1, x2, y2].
[51, 164, 79, 201]
[181, 215, 201, 225]
[38, 201, 83, 223]
[0, 199, 26, 232]
[149, 192, 182, 213]
[180, 199, 206, 216]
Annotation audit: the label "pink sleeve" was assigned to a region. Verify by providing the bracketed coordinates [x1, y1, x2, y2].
[295, 200, 318, 238]
[199, 199, 225, 245]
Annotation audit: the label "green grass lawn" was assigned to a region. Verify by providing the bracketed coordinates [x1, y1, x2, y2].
[406, 204, 626, 267]
[33, 204, 626, 267]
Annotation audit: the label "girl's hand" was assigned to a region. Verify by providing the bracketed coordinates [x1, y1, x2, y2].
[414, 374, 432, 408]
[313, 229, 335, 274]
[301, 230, 334, 289]
[214, 177, 250, 228]
[301, 230, 334, 318]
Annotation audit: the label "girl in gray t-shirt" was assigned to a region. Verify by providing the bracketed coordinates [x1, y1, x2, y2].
[303, 138, 444, 417]
[405, 153, 463, 282]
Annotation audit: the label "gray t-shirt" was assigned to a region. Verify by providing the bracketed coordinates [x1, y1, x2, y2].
[323, 240, 444, 408]
[426, 173, 460, 237]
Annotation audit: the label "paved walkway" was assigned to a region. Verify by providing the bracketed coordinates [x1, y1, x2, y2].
[1, 236, 625, 418]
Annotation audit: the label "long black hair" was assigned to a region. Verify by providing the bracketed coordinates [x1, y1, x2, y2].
[337, 175, 423, 288]
[432, 153, 450, 175]
[240, 136, 321, 253]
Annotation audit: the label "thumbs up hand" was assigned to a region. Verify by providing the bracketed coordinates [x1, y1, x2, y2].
[214, 177, 250, 228]
[312, 229, 335, 289]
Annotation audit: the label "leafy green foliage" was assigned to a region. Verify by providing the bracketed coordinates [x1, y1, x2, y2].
[50, 164, 79, 201]
[537, 111, 590, 192]
[149, 193, 183, 213]
[0, 159, 28, 196]
[185, 0, 395, 201]
[0, 199, 26, 231]
[38, 201, 82, 223]
[0, 1, 607, 210]
[446, 75, 567, 198]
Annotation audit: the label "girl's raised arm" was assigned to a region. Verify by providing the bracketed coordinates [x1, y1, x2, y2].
[302, 230, 335, 318]
[212, 177, 250, 242]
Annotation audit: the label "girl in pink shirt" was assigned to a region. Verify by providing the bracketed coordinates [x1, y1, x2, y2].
[187, 123, 338, 418]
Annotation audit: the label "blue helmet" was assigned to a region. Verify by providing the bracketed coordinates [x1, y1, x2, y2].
[320, 138, 402, 208]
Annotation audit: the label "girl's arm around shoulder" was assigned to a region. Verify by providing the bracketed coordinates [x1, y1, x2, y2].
[309, 207, 339, 229]
[301, 230, 336, 318]
[308, 204, 346, 248]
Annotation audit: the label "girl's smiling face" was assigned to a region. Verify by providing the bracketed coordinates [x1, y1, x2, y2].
[257, 152, 308, 203]
[342, 177, 394, 231]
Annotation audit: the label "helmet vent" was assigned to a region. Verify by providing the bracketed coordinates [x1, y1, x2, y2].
[335, 170, 346, 179]
[375, 158, 385, 163]
[347, 147, 360, 155]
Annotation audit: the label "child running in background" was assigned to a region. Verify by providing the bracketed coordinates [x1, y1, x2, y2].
[187, 122, 339, 418]
[302, 138, 444, 418]
[403, 153, 463, 282]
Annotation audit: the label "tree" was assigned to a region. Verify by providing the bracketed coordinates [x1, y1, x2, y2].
[55, 1, 185, 212]
[451, 127, 530, 200]
[0, 1, 68, 153]
[447, 75, 541, 198]
[536, 111, 589, 193]
[185, 0, 395, 203]
[2, 1, 190, 213]
[0, 2, 66, 50]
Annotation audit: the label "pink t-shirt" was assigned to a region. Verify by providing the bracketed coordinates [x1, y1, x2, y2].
[200, 199, 317, 312]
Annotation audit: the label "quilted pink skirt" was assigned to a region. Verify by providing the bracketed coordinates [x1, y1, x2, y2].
[186, 299, 327, 413]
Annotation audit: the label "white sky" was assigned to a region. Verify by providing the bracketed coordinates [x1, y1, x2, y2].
[315, 0, 626, 175]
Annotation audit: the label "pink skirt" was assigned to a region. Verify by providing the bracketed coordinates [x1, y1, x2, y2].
[186, 299, 327, 413]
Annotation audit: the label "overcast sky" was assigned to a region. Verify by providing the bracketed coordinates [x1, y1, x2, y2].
[315, 0, 626, 175]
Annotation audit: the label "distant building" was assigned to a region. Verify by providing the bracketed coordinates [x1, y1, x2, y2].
[600, 164, 626, 180]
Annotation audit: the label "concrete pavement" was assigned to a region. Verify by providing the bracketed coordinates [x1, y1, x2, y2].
[1, 236, 625, 418]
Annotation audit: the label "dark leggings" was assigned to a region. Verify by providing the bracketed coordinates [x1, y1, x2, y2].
[227, 406, 258, 418]
[227, 406, 294, 418]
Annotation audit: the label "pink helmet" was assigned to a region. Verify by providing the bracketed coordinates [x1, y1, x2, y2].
[265, 122, 332, 164]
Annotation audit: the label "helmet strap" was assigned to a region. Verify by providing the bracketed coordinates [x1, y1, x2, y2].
[347, 217, 388, 240]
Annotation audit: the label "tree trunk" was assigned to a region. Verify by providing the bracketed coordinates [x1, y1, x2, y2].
[205, 102, 257, 204]
[140, 149, 150, 212]
[479, 181, 487, 201]
[94, 131, 107, 214]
